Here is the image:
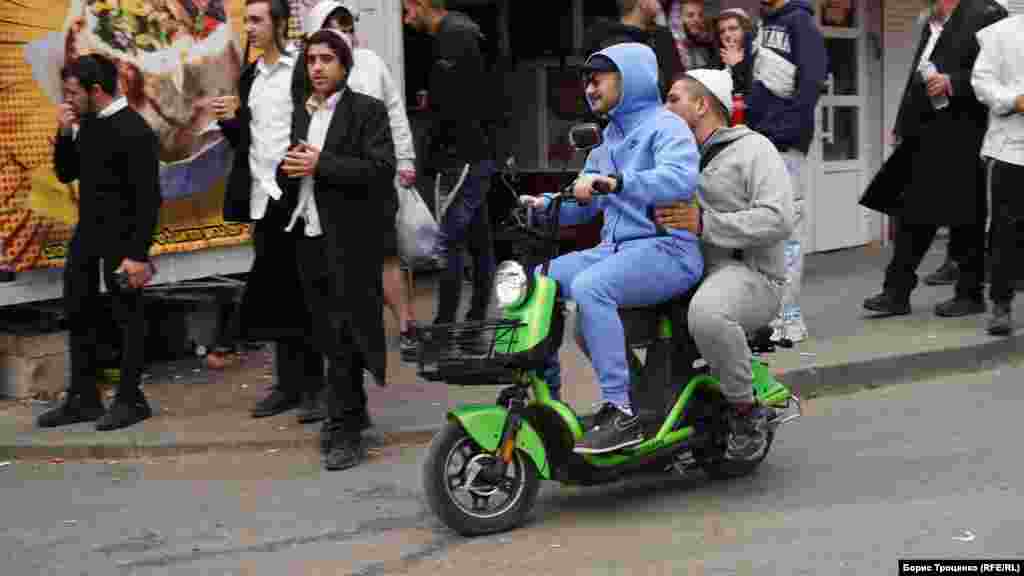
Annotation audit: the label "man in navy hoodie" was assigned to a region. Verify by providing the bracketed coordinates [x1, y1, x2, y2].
[746, 0, 826, 344]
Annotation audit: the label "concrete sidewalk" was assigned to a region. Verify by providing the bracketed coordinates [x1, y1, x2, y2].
[2, 240, 1021, 460]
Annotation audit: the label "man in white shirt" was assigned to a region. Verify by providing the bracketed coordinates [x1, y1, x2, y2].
[213, 0, 326, 422]
[302, 0, 421, 364]
[972, 13, 1024, 336]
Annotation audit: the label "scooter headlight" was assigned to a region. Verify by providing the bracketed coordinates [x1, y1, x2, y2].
[494, 261, 530, 309]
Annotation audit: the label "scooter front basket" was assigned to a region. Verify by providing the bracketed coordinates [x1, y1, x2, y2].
[414, 319, 526, 385]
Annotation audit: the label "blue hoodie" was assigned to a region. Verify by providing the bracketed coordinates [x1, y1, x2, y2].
[747, 0, 827, 154]
[547, 42, 701, 253]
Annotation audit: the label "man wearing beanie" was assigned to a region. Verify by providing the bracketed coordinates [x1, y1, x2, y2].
[659, 69, 795, 461]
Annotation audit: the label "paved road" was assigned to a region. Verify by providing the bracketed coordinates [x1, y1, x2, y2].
[3, 363, 1023, 575]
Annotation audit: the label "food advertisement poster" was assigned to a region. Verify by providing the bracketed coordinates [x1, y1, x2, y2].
[1, 0, 267, 272]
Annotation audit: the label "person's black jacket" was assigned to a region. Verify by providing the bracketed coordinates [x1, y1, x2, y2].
[426, 11, 490, 170]
[861, 0, 1007, 227]
[263, 89, 396, 384]
[581, 18, 684, 99]
[53, 106, 162, 262]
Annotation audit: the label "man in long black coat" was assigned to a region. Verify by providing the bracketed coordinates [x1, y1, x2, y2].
[277, 29, 395, 471]
[860, 0, 1007, 317]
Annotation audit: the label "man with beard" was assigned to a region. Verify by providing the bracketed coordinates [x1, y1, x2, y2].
[667, 0, 718, 71]
[745, 0, 826, 344]
[39, 53, 162, 431]
[860, 0, 1007, 319]
[582, 0, 684, 99]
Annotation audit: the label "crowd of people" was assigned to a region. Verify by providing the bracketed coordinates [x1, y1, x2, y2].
[34, 0, 1022, 472]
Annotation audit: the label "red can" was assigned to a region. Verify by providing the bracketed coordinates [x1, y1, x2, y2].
[731, 94, 746, 126]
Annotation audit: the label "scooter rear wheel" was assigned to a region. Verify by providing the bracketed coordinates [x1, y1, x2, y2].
[423, 421, 541, 536]
[692, 430, 774, 480]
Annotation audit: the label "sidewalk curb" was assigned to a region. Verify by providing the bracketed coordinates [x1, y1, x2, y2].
[778, 332, 1024, 397]
[3, 334, 1022, 461]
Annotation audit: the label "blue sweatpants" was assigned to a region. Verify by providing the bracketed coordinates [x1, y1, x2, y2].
[538, 238, 702, 410]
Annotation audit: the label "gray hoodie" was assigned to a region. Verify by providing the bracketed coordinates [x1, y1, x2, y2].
[697, 125, 794, 283]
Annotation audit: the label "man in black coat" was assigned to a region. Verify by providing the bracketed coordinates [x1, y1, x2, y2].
[213, 0, 326, 423]
[583, 0, 686, 100]
[277, 29, 396, 471]
[39, 53, 162, 431]
[860, 0, 1007, 317]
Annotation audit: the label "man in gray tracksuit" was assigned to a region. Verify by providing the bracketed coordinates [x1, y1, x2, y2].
[659, 69, 794, 461]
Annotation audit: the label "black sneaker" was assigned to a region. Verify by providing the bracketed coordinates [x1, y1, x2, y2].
[724, 403, 769, 461]
[250, 389, 300, 418]
[934, 297, 986, 318]
[37, 392, 105, 428]
[296, 389, 326, 424]
[573, 403, 644, 455]
[863, 292, 911, 316]
[95, 395, 153, 431]
[923, 260, 959, 286]
[321, 423, 366, 471]
[320, 411, 372, 454]
[400, 324, 418, 363]
[987, 302, 1013, 336]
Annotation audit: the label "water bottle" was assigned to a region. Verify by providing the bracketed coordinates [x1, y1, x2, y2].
[919, 61, 949, 110]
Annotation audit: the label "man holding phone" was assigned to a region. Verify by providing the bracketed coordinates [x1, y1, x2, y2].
[38, 54, 162, 431]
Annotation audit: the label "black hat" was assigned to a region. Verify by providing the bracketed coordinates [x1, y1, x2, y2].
[580, 54, 618, 74]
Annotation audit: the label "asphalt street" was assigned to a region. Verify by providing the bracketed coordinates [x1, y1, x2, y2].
[2, 362, 1023, 575]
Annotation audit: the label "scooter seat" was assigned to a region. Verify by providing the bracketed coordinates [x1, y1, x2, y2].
[618, 285, 700, 348]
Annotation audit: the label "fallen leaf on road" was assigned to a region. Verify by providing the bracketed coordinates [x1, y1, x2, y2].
[952, 530, 975, 542]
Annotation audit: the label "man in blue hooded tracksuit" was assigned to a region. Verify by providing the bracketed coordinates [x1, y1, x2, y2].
[521, 43, 703, 455]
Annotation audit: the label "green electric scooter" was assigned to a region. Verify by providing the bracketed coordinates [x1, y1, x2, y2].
[415, 124, 801, 537]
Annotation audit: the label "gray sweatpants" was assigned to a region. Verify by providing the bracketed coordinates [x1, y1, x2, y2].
[688, 262, 784, 404]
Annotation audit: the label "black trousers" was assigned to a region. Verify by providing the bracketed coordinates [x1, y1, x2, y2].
[293, 232, 368, 433]
[63, 236, 145, 400]
[988, 159, 1024, 304]
[884, 220, 985, 301]
[252, 201, 325, 400]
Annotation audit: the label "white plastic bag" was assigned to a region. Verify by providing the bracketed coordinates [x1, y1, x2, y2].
[396, 185, 440, 267]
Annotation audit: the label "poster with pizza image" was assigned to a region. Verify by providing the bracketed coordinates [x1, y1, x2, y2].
[2, 0, 254, 273]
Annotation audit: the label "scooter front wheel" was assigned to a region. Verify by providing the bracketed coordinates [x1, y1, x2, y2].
[423, 421, 541, 536]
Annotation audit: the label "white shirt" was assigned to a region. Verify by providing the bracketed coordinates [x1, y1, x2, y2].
[248, 50, 297, 220]
[917, 15, 948, 73]
[348, 47, 416, 172]
[285, 90, 343, 237]
[973, 14, 1024, 166]
[72, 95, 127, 139]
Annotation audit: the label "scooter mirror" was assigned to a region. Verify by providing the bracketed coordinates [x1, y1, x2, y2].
[569, 123, 603, 151]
